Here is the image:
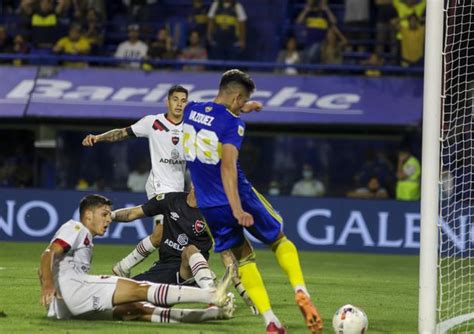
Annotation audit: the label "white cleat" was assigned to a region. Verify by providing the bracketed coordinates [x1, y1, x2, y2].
[112, 262, 131, 278]
[212, 264, 234, 307]
[219, 292, 236, 319]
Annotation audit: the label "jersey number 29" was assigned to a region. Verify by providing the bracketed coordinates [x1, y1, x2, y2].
[183, 124, 220, 165]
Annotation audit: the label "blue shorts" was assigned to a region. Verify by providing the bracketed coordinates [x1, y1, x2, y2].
[200, 188, 283, 252]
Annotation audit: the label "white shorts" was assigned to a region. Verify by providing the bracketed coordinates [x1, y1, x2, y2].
[57, 274, 119, 318]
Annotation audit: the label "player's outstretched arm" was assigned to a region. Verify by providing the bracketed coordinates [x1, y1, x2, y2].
[241, 101, 263, 113]
[112, 206, 146, 222]
[82, 128, 130, 146]
[38, 242, 65, 307]
[221, 144, 254, 227]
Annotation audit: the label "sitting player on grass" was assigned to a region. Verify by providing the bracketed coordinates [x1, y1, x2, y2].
[38, 194, 234, 323]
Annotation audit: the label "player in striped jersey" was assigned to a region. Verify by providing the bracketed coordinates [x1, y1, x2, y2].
[38, 194, 234, 323]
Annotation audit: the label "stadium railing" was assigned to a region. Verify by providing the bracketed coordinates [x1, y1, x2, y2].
[0, 53, 424, 75]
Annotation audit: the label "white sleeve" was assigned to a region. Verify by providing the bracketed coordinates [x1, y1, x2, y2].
[130, 115, 152, 138]
[208, 1, 218, 18]
[52, 223, 81, 250]
[235, 3, 247, 21]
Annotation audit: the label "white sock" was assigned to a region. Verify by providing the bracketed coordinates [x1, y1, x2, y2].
[295, 285, 310, 297]
[263, 309, 282, 327]
[189, 252, 215, 289]
[150, 306, 220, 323]
[120, 236, 156, 272]
[147, 283, 212, 306]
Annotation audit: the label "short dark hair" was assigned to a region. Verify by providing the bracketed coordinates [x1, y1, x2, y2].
[219, 69, 256, 95]
[79, 194, 112, 218]
[168, 85, 189, 99]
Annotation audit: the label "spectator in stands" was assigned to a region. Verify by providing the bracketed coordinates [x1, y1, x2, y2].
[347, 176, 389, 199]
[30, 0, 59, 49]
[12, 34, 30, 66]
[275, 35, 301, 75]
[82, 7, 105, 54]
[296, 0, 338, 64]
[361, 52, 384, 77]
[147, 27, 177, 62]
[343, 0, 370, 53]
[396, 14, 425, 67]
[207, 0, 247, 60]
[0, 25, 13, 54]
[53, 22, 91, 67]
[375, 0, 398, 58]
[392, 0, 426, 63]
[396, 145, 421, 201]
[320, 26, 347, 65]
[268, 180, 281, 196]
[127, 160, 149, 193]
[189, 0, 210, 41]
[114, 24, 148, 68]
[180, 30, 207, 71]
[291, 163, 325, 197]
[122, 0, 158, 23]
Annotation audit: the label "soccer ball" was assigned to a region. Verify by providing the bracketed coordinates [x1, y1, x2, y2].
[332, 304, 368, 334]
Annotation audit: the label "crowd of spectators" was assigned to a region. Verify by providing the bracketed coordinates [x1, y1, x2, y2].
[0, 0, 426, 70]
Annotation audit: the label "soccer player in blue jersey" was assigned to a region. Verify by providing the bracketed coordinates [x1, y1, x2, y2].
[182, 69, 323, 334]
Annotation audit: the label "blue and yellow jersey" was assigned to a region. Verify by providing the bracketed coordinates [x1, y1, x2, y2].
[183, 101, 252, 208]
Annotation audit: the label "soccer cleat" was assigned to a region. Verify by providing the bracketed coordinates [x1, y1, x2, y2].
[211, 264, 234, 307]
[112, 262, 131, 278]
[295, 290, 323, 334]
[217, 292, 236, 319]
[266, 322, 287, 334]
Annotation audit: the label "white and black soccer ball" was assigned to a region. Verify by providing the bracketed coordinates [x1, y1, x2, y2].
[332, 304, 368, 334]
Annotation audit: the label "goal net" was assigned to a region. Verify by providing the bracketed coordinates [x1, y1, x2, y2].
[437, 1, 474, 333]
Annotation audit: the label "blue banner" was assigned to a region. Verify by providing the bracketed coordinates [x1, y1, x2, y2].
[0, 66, 423, 125]
[0, 188, 431, 254]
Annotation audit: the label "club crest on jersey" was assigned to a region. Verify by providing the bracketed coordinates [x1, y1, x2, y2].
[205, 106, 213, 113]
[84, 236, 90, 246]
[238, 125, 245, 137]
[177, 233, 189, 246]
[155, 193, 165, 201]
[193, 220, 206, 236]
[172, 136, 179, 145]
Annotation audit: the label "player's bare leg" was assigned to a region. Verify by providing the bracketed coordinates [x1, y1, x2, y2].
[180, 245, 216, 289]
[230, 238, 286, 334]
[271, 232, 323, 334]
[112, 223, 163, 277]
[220, 248, 258, 315]
[112, 267, 233, 307]
[113, 294, 236, 323]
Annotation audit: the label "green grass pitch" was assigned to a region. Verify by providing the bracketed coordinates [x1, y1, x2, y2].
[0, 241, 418, 333]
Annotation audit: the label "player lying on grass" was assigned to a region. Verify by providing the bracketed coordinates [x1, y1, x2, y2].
[111, 188, 258, 314]
[38, 194, 234, 323]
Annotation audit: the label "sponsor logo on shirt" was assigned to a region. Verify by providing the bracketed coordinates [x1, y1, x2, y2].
[160, 149, 185, 165]
[155, 193, 165, 201]
[170, 212, 180, 221]
[205, 106, 213, 113]
[164, 238, 185, 251]
[177, 233, 189, 246]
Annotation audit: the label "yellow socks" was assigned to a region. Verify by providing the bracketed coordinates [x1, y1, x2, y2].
[272, 237, 306, 289]
[239, 261, 272, 314]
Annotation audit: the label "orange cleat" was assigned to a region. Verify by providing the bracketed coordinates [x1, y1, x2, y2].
[295, 290, 323, 334]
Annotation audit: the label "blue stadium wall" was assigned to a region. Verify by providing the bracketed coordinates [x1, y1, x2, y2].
[0, 189, 430, 255]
